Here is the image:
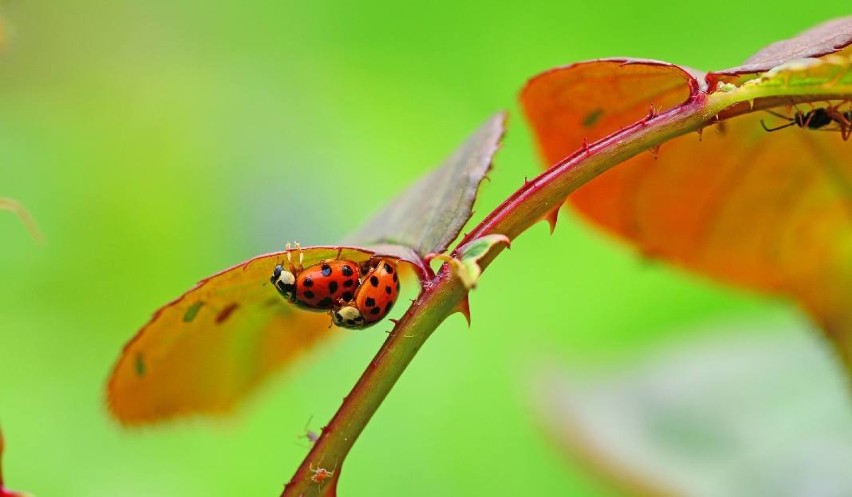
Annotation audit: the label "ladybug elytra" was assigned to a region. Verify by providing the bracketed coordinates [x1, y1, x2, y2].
[270, 248, 400, 329]
[270, 248, 361, 311]
[332, 259, 399, 330]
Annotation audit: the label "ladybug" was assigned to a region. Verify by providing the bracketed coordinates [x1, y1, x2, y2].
[332, 259, 400, 329]
[270, 251, 361, 310]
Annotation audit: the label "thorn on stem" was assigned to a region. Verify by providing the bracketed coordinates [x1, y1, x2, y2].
[545, 208, 560, 234]
[648, 145, 661, 159]
[454, 297, 472, 327]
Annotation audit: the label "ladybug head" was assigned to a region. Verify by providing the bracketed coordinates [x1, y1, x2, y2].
[332, 305, 366, 330]
[271, 264, 296, 301]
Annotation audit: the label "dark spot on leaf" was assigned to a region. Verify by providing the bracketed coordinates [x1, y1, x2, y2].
[216, 303, 239, 324]
[318, 297, 333, 307]
[342, 265, 353, 276]
[183, 301, 204, 322]
[328, 281, 338, 294]
[321, 264, 332, 277]
[383, 263, 393, 274]
[370, 276, 379, 287]
[135, 353, 145, 377]
[385, 286, 392, 294]
[342, 291, 353, 301]
[582, 108, 604, 127]
[304, 290, 315, 299]
[303, 277, 314, 287]
[343, 279, 355, 288]
[365, 297, 375, 307]
[370, 307, 381, 315]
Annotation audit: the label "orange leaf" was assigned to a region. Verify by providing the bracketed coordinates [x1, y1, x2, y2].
[108, 247, 392, 424]
[522, 20, 852, 370]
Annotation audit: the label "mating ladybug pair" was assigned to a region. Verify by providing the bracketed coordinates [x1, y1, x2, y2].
[270, 247, 400, 330]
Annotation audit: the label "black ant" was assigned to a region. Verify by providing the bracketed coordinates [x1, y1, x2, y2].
[760, 104, 852, 140]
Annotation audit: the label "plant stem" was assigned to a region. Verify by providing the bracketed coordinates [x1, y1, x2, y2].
[282, 88, 848, 496]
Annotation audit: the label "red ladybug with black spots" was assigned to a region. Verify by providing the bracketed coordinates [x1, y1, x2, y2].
[271, 254, 361, 311]
[332, 259, 400, 329]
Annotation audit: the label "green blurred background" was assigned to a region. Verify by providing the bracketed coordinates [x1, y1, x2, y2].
[0, 2, 848, 496]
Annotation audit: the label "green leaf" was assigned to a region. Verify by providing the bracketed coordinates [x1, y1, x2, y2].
[345, 112, 506, 258]
[534, 322, 852, 497]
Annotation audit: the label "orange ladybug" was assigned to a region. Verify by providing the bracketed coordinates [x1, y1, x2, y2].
[271, 251, 361, 310]
[332, 259, 400, 329]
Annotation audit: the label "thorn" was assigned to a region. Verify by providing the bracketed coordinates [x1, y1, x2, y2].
[524, 176, 529, 184]
[696, 127, 704, 142]
[389, 319, 399, 325]
[582, 137, 591, 155]
[648, 144, 661, 159]
[647, 103, 658, 119]
[545, 208, 559, 234]
[454, 296, 471, 327]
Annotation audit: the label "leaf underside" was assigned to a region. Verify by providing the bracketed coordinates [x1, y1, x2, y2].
[108, 247, 381, 424]
[522, 20, 852, 373]
[345, 112, 506, 258]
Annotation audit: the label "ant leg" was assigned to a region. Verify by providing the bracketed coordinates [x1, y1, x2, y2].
[764, 109, 794, 121]
[760, 119, 795, 132]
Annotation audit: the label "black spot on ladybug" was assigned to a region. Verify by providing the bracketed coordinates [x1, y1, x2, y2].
[370, 275, 379, 287]
[328, 281, 338, 294]
[365, 297, 375, 307]
[385, 302, 393, 313]
[370, 307, 381, 315]
[342, 265, 354, 277]
[393, 273, 398, 282]
[385, 286, 392, 294]
[304, 290, 315, 299]
[318, 297, 332, 308]
[321, 264, 332, 277]
[342, 291, 353, 301]
[383, 263, 393, 273]
[343, 279, 355, 288]
[303, 277, 314, 287]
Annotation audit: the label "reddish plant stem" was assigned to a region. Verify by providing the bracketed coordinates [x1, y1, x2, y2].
[283, 90, 848, 496]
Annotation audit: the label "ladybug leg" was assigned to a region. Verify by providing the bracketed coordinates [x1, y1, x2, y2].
[295, 241, 304, 269]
